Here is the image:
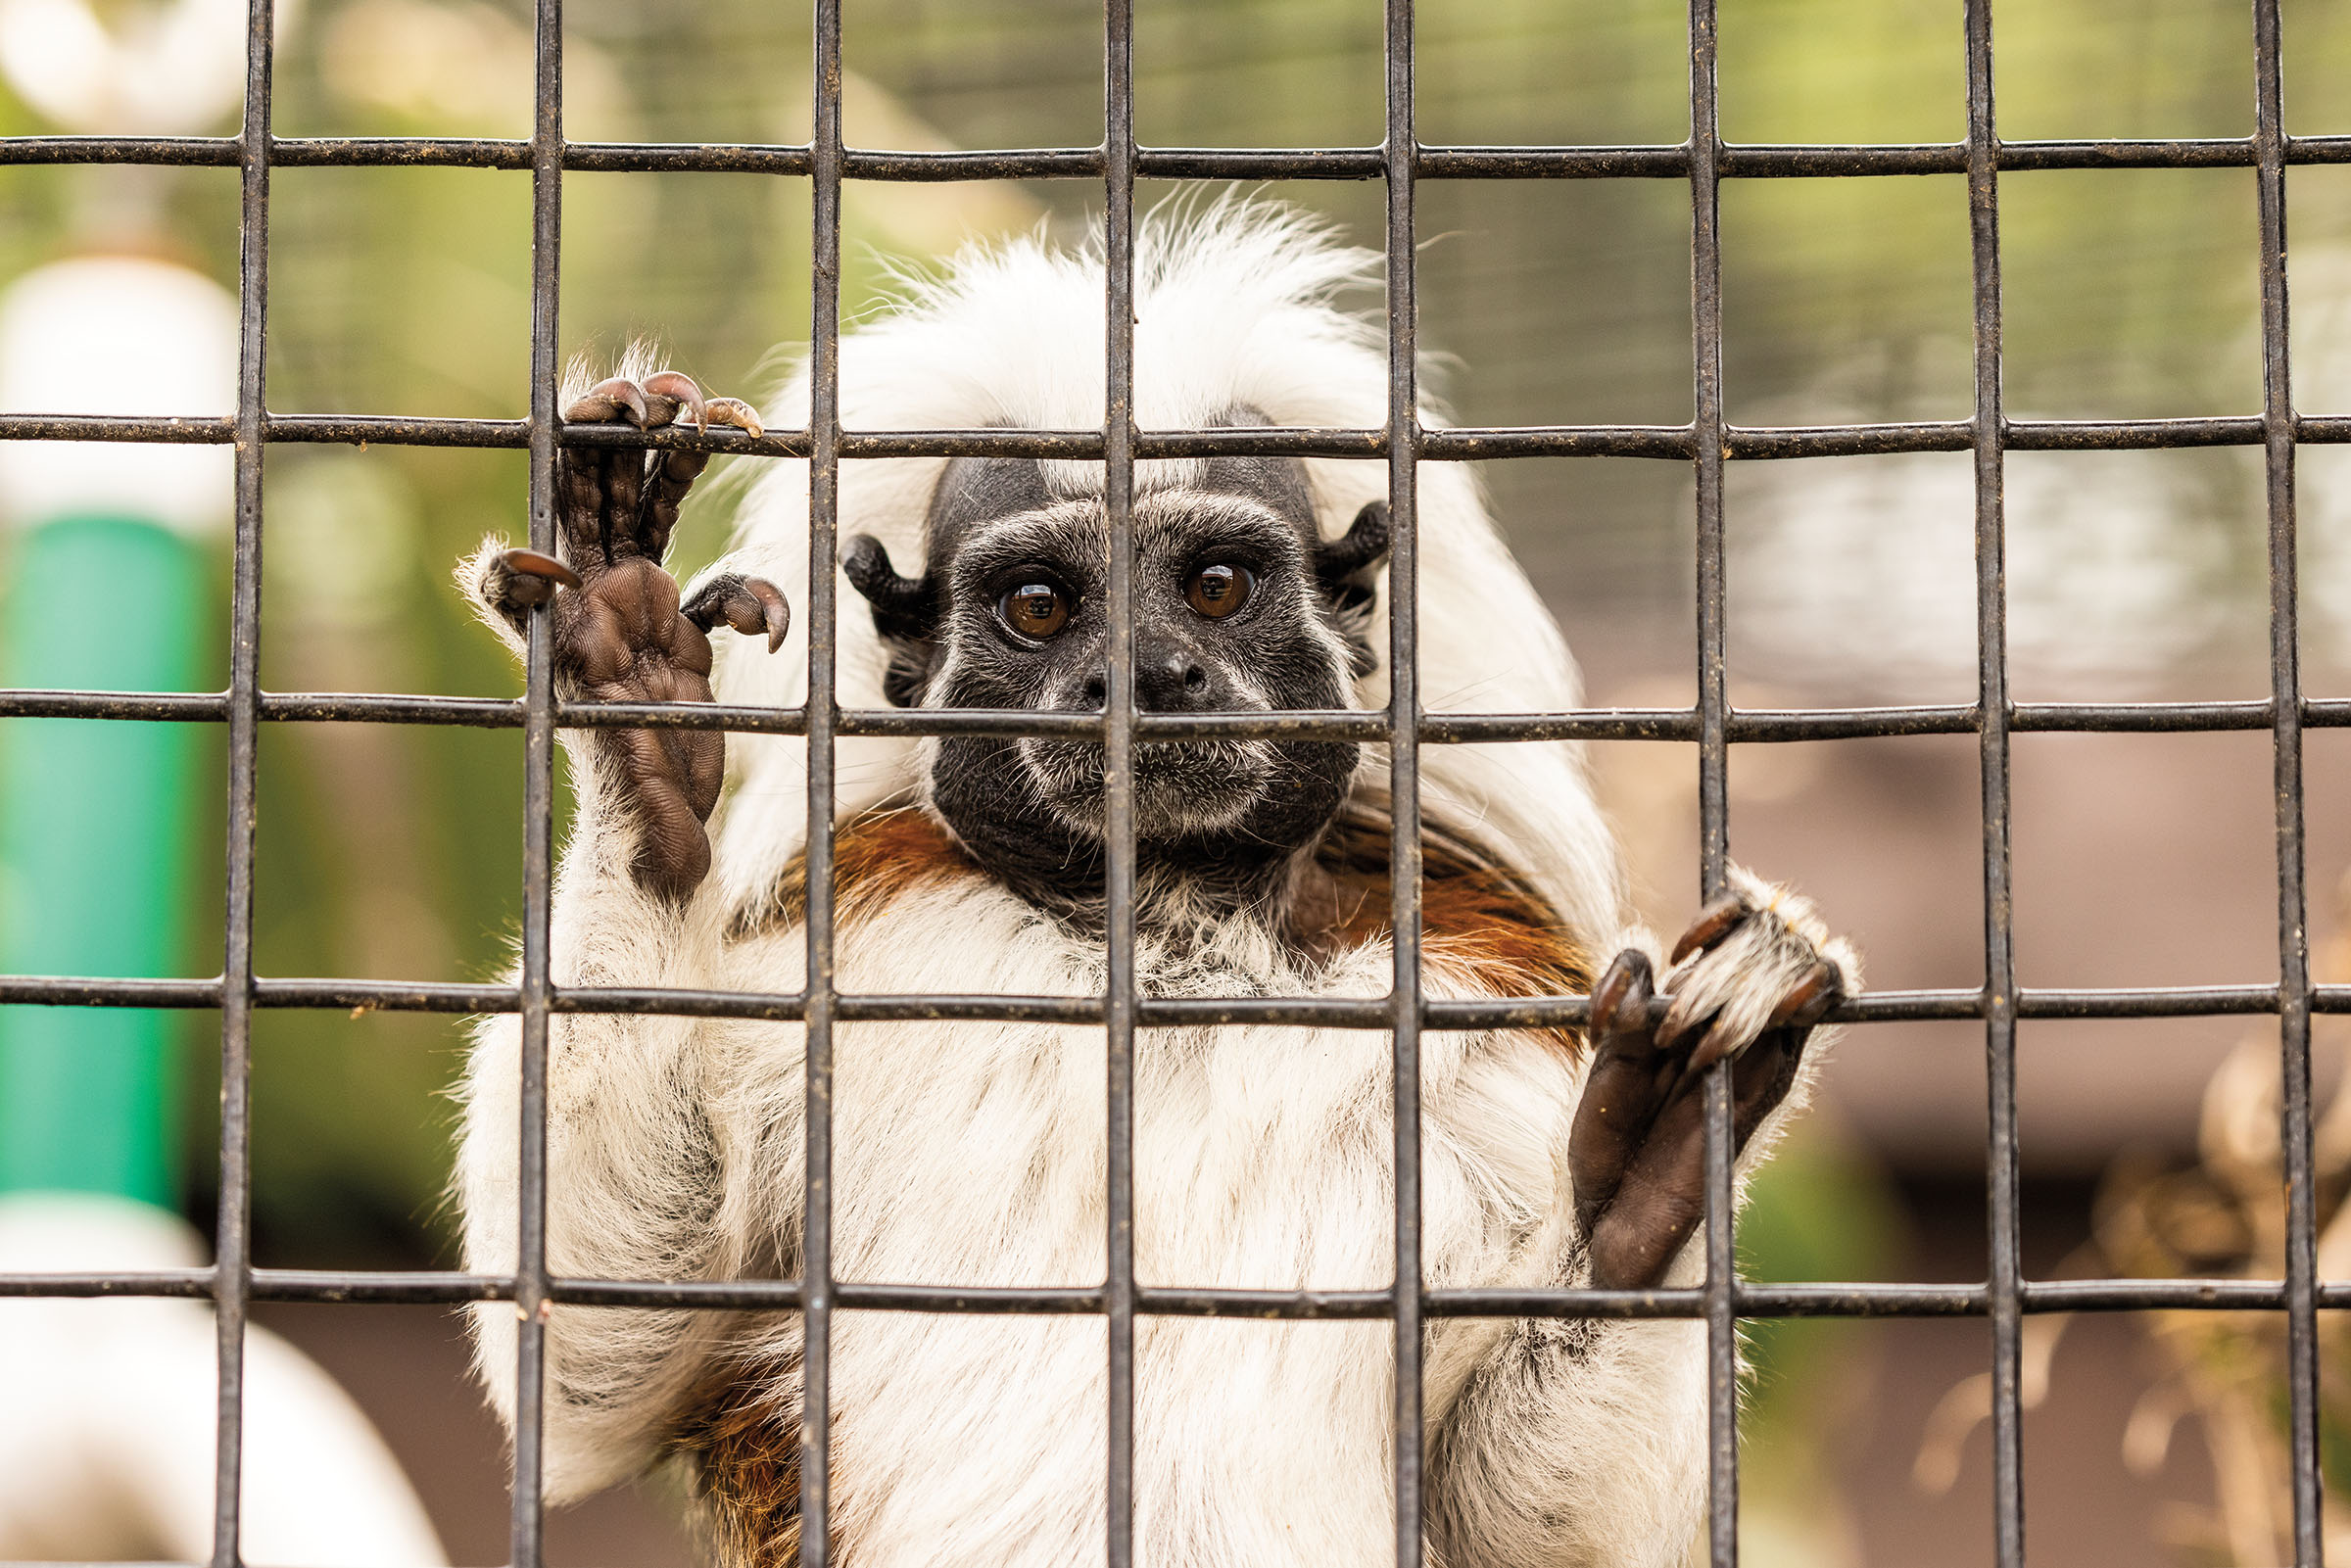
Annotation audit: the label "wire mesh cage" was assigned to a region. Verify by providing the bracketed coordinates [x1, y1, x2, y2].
[0, 0, 2342, 1565]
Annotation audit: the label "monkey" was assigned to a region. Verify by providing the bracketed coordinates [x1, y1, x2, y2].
[453, 204, 1858, 1568]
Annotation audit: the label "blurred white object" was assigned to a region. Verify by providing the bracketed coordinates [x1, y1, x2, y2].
[0, 256, 239, 538]
[0, 1193, 448, 1566]
[0, 0, 253, 134]
[1730, 448, 2231, 695]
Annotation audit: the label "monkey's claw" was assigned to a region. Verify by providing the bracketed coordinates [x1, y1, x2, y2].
[497, 547, 581, 608]
[685, 573, 792, 652]
[1567, 872, 1855, 1290]
[703, 397, 764, 440]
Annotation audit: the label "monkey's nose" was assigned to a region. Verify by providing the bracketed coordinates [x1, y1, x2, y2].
[1135, 648, 1213, 712]
[1079, 650, 1214, 711]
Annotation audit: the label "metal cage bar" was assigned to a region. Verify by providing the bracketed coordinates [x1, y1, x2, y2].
[1380, 5, 1426, 1567]
[1102, 2, 1140, 1564]
[799, 0, 844, 1562]
[2253, 0, 2323, 1559]
[1961, 3, 2025, 1564]
[0, 3, 2335, 1567]
[1681, 1, 1740, 1561]
[507, 0, 566, 1555]
[210, 0, 274, 1555]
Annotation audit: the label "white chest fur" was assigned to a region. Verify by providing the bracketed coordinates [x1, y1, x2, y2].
[715, 878, 1585, 1568]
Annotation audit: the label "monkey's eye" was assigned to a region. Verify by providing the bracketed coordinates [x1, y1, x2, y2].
[997, 582, 1072, 640]
[1184, 563, 1255, 620]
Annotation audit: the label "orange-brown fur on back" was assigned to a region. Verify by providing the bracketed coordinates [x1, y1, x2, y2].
[1298, 807, 1592, 1060]
[730, 807, 979, 942]
[671, 1354, 806, 1568]
[741, 801, 1591, 1041]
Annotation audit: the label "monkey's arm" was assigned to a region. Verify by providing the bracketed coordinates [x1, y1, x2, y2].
[452, 369, 792, 1500]
[1423, 872, 1855, 1568]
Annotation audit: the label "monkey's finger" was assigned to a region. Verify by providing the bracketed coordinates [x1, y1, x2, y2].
[489, 546, 582, 615]
[1568, 951, 1672, 1234]
[685, 574, 792, 652]
[639, 446, 711, 563]
[1674, 1012, 1749, 1083]
[1667, 894, 1747, 967]
[558, 378, 657, 565]
[554, 444, 614, 571]
[1588, 1021, 1806, 1289]
[1731, 1029, 1806, 1152]
[640, 370, 705, 431]
[565, 377, 649, 428]
[704, 397, 765, 439]
[599, 442, 649, 564]
[501, 547, 580, 594]
[1584, 1082, 1709, 1290]
[1588, 947, 1654, 1048]
[1765, 960, 1843, 1033]
[1664, 959, 1842, 1097]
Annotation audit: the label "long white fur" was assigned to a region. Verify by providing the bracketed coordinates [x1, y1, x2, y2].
[455, 201, 1840, 1568]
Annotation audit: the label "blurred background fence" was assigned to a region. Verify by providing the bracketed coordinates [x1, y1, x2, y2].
[9, 0, 2351, 1563]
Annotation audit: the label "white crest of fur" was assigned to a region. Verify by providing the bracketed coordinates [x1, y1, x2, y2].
[696, 199, 1622, 938]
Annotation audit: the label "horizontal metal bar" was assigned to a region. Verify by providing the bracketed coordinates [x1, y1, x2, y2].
[3, 973, 2331, 1024]
[2, 1268, 2339, 1317]
[9, 690, 2346, 746]
[10, 412, 2350, 467]
[13, 134, 2351, 178]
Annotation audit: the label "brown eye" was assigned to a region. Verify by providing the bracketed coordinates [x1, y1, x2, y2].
[1185, 563, 1254, 620]
[998, 583, 1071, 640]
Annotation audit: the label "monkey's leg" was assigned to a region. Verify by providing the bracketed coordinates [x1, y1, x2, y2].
[1567, 870, 1856, 1291]
[464, 370, 785, 900]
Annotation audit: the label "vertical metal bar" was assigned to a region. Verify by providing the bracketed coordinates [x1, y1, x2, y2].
[1102, 2, 1138, 1565]
[801, 0, 844, 1561]
[1686, 1, 1737, 1563]
[1963, 5, 2023, 1566]
[2254, 1, 2323, 1560]
[1382, 4, 1424, 1567]
[511, 0, 565, 1558]
[213, 0, 273, 1556]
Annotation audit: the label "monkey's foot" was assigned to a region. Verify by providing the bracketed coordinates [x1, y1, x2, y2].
[465, 371, 786, 901]
[1566, 870, 1857, 1290]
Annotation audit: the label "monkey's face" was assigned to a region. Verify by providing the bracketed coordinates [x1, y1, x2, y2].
[844, 452, 1387, 900]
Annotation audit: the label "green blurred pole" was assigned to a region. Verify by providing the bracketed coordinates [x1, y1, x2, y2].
[0, 514, 204, 1206]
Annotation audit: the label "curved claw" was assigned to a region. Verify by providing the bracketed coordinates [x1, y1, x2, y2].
[1681, 1014, 1747, 1079]
[685, 575, 792, 653]
[1589, 948, 1655, 1043]
[1668, 894, 1747, 967]
[745, 578, 791, 651]
[502, 546, 581, 592]
[704, 397, 766, 440]
[1765, 960, 1843, 1031]
[642, 370, 707, 430]
[566, 376, 649, 427]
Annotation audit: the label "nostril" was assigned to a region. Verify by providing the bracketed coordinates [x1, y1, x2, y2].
[1080, 675, 1107, 708]
[1182, 664, 1208, 694]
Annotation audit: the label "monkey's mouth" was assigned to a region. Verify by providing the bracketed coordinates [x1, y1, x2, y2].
[1018, 737, 1272, 839]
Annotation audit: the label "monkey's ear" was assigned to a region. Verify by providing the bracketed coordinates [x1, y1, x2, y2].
[842, 535, 941, 707]
[1313, 501, 1391, 678]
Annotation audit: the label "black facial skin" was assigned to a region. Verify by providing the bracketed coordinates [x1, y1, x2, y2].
[842, 430, 1390, 922]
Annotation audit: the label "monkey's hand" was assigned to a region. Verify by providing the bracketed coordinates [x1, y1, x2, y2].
[465, 371, 788, 901]
[1566, 869, 1857, 1290]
